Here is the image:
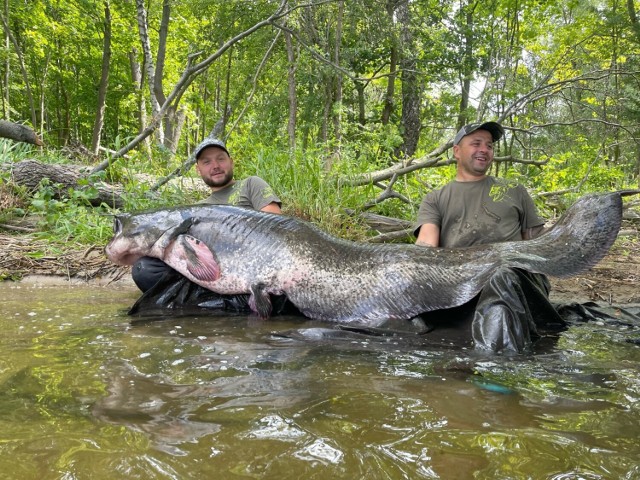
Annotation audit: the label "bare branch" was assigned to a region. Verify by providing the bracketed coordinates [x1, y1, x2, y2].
[340, 141, 453, 186]
[342, 69, 640, 187]
[361, 174, 412, 209]
[366, 228, 414, 243]
[271, 20, 407, 84]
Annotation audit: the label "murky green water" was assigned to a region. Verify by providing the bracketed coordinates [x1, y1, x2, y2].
[1, 283, 639, 479]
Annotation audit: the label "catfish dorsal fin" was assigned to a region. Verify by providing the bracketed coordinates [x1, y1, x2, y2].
[156, 217, 198, 250]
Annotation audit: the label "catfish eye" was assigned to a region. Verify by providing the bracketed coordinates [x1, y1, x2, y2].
[113, 217, 122, 234]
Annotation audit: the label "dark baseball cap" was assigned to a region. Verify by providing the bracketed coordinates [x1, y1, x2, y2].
[194, 137, 230, 159]
[453, 122, 504, 145]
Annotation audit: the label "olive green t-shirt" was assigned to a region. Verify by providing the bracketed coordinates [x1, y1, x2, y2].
[200, 176, 281, 210]
[414, 176, 544, 248]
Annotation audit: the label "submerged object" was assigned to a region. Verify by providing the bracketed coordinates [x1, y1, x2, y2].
[105, 192, 630, 325]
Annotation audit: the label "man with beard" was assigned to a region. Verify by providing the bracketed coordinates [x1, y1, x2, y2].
[131, 138, 281, 293]
[195, 138, 281, 213]
[413, 122, 565, 354]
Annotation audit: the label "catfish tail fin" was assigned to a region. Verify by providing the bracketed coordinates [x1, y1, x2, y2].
[497, 191, 628, 278]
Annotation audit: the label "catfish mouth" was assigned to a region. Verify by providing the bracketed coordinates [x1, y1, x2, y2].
[104, 242, 143, 266]
[114, 252, 142, 266]
[104, 215, 152, 266]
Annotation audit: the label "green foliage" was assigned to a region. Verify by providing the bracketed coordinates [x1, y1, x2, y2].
[27, 178, 112, 244]
[533, 150, 629, 193]
[236, 143, 371, 238]
[1, 0, 639, 249]
[0, 139, 35, 163]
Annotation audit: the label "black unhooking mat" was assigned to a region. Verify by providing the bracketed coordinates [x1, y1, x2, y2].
[127, 270, 301, 318]
[127, 268, 640, 353]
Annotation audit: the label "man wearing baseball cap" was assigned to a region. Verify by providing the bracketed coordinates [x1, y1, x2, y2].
[413, 121, 562, 353]
[193, 137, 281, 213]
[131, 137, 282, 297]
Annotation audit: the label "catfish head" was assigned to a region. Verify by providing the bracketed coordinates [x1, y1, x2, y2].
[105, 208, 197, 266]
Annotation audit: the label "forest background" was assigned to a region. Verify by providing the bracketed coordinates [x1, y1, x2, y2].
[0, 0, 640, 270]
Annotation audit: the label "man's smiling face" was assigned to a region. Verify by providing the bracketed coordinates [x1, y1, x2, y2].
[454, 129, 495, 179]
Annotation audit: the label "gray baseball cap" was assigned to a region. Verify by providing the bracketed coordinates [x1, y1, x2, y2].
[453, 122, 504, 145]
[194, 137, 230, 159]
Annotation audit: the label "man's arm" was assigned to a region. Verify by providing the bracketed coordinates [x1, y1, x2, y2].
[521, 224, 545, 240]
[415, 223, 440, 247]
[244, 176, 282, 214]
[260, 202, 282, 214]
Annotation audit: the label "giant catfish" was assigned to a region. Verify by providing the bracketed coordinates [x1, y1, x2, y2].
[105, 191, 632, 325]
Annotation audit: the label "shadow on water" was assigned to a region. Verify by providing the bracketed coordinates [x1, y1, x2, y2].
[0, 283, 639, 479]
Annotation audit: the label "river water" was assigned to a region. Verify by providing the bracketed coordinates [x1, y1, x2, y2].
[0, 282, 639, 480]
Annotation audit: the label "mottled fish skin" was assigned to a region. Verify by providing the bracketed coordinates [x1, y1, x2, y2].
[105, 192, 628, 325]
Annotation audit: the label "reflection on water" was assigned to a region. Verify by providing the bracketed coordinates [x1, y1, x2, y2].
[0, 282, 639, 479]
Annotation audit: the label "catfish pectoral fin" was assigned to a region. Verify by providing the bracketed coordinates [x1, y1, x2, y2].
[169, 234, 220, 282]
[182, 235, 220, 281]
[249, 283, 272, 319]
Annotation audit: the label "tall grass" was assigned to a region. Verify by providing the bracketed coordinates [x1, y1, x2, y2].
[9, 138, 636, 249]
[237, 145, 375, 238]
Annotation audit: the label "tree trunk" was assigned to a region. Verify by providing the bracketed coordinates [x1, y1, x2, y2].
[457, 7, 474, 128]
[128, 47, 151, 155]
[321, 81, 331, 143]
[90, 1, 289, 174]
[284, 29, 297, 152]
[356, 81, 366, 126]
[636, 147, 640, 186]
[164, 105, 185, 154]
[382, 0, 399, 125]
[54, 37, 70, 146]
[91, 1, 112, 155]
[221, 50, 233, 137]
[135, 0, 163, 144]
[627, 0, 640, 42]
[332, 0, 344, 143]
[37, 50, 50, 139]
[6, 160, 124, 209]
[626, 0, 640, 184]
[0, 120, 43, 145]
[158, 0, 183, 150]
[154, 0, 170, 106]
[0, 12, 37, 128]
[2, 0, 9, 120]
[398, 1, 421, 157]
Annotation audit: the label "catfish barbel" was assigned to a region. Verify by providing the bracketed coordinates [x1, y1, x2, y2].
[105, 191, 632, 325]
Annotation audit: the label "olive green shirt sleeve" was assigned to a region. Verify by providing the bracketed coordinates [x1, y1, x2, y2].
[243, 176, 281, 211]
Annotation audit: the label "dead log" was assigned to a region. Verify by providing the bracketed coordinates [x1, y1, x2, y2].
[5, 159, 124, 209]
[344, 208, 414, 243]
[366, 228, 414, 243]
[346, 210, 413, 233]
[0, 120, 43, 146]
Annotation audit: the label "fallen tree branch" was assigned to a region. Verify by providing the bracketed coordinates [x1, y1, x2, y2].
[0, 120, 43, 146]
[365, 228, 414, 243]
[0, 223, 36, 233]
[5, 160, 124, 209]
